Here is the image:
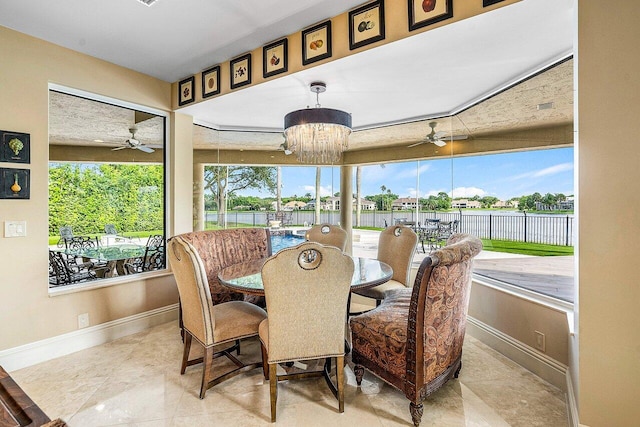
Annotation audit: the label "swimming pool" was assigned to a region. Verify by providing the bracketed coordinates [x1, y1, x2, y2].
[270, 233, 305, 253]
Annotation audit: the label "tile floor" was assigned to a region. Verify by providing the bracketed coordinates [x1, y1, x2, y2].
[11, 321, 568, 426]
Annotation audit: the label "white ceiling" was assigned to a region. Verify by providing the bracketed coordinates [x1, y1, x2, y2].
[0, 0, 574, 143]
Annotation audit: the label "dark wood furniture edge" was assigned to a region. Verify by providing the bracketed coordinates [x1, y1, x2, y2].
[0, 366, 51, 427]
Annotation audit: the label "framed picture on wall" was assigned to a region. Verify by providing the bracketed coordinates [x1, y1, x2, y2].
[0, 168, 30, 199]
[349, 0, 385, 50]
[302, 20, 332, 65]
[230, 54, 252, 89]
[0, 130, 30, 164]
[483, 0, 505, 6]
[263, 38, 288, 78]
[408, 0, 453, 31]
[178, 76, 195, 106]
[202, 65, 221, 98]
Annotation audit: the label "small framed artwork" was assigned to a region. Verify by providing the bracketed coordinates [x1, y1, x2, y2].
[202, 65, 221, 98]
[178, 76, 195, 106]
[230, 54, 252, 89]
[483, 0, 505, 6]
[408, 0, 453, 31]
[302, 20, 332, 66]
[349, 0, 385, 50]
[0, 130, 30, 164]
[263, 38, 288, 78]
[0, 168, 30, 199]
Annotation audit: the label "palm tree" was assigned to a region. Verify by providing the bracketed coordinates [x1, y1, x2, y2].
[356, 166, 362, 227]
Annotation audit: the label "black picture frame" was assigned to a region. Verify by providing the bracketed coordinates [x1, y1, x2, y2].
[178, 76, 195, 106]
[202, 65, 221, 99]
[483, 0, 505, 6]
[230, 53, 252, 89]
[0, 130, 30, 164]
[408, 0, 453, 31]
[0, 168, 30, 199]
[263, 38, 288, 79]
[349, 0, 385, 50]
[302, 20, 332, 66]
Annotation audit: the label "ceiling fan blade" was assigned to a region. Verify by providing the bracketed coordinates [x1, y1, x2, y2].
[408, 141, 426, 148]
[136, 145, 155, 153]
[434, 131, 447, 139]
[433, 139, 447, 147]
[111, 146, 127, 151]
[450, 135, 469, 140]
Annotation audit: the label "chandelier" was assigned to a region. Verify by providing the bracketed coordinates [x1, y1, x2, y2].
[283, 82, 352, 163]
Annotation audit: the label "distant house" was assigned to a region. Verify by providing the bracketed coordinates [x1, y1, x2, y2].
[392, 197, 418, 210]
[452, 199, 481, 208]
[306, 197, 375, 211]
[358, 199, 376, 211]
[284, 200, 307, 210]
[491, 200, 518, 209]
[535, 198, 574, 211]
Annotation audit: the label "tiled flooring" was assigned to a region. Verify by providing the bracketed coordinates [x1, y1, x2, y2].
[11, 321, 568, 426]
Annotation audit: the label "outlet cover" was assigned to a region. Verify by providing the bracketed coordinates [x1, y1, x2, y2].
[534, 330, 546, 352]
[78, 313, 89, 329]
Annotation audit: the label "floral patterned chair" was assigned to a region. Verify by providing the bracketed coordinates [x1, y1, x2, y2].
[349, 233, 482, 427]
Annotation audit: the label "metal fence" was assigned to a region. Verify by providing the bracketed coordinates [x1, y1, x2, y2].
[208, 210, 575, 246]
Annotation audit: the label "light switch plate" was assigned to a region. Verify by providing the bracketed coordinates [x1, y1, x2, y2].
[4, 221, 27, 237]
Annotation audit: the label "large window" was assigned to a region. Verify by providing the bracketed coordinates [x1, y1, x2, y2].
[48, 89, 166, 290]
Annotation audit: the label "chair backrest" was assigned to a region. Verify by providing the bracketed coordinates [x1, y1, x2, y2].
[167, 236, 216, 346]
[59, 226, 73, 240]
[305, 223, 348, 251]
[261, 242, 354, 363]
[49, 250, 73, 285]
[407, 233, 482, 388]
[377, 225, 418, 286]
[172, 228, 272, 305]
[104, 224, 117, 235]
[66, 236, 98, 251]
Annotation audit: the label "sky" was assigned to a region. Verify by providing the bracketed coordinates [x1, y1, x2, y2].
[239, 147, 574, 201]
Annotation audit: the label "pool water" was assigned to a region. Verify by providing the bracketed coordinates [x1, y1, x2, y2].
[271, 234, 305, 253]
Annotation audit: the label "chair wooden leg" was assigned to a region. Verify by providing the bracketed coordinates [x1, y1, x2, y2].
[269, 363, 278, 422]
[410, 402, 424, 427]
[199, 346, 214, 399]
[236, 339, 241, 355]
[354, 364, 364, 386]
[336, 356, 345, 413]
[261, 343, 269, 380]
[180, 332, 192, 374]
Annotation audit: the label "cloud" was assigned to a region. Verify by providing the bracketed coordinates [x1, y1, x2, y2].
[450, 187, 487, 198]
[396, 163, 431, 179]
[303, 184, 332, 197]
[510, 162, 573, 181]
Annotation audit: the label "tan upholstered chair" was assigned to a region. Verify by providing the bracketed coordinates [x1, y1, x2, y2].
[168, 235, 267, 399]
[305, 223, 348, 251]
[353, 224, 418, 303]
[259, 242, 354, 422]
[350, 233, 482, 427]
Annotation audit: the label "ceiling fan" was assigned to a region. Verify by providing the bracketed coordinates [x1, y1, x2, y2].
[112, 126, 155, 153]
[408, 121, 468, 148]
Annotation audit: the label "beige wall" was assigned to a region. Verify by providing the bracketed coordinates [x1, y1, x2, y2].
[0, 27, 187, 350]
[577, 2, 640, 426]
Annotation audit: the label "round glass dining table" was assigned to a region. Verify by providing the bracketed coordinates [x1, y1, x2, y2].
[218, 256, 393, 295]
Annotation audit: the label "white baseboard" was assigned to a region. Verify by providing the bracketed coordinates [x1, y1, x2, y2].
[466, 316, 568, 391]
[566, 370, 582, 427]
[0, 304, 179, 372]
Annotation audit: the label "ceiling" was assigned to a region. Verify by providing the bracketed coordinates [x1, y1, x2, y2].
[1, 0, 575, 154]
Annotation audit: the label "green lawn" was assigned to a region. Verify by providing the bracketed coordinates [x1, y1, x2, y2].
[481, 239, 573, 256]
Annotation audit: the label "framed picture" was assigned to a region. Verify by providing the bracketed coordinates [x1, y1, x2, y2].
[349, 0, 385, 50]
[302, 20, 332, 65]
[202, 65, 221, 98]
[408, 0, 453, 31]
[0, 130, 30, 164]
[178, 76, 195, 106]
[263, 38, 288, 78]
[230, 54, 252, 89]
[483, 0, 505, 6]
[0, 168, 30, 199]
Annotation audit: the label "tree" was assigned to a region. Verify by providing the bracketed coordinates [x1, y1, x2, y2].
[204, 166, 276, 224]
[315, 167, 321, 223]
[480, 196, 499, 208]
[355, 166, 362, 227]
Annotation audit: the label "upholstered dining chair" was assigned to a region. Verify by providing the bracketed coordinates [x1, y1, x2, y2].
[259, 242, 354, 422]
[352, 224, 418, 305]
[349, 233, 482, 427]
[305, 223, 348, 251]
[168, 235, 267, 399]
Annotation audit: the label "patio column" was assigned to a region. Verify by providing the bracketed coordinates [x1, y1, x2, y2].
[193, 163, 205, 231]
[340, 165, 353, 255]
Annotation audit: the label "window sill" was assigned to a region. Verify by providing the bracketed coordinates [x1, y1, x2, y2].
[472, 273, 574, 313]
[48, 269, 173, 297]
